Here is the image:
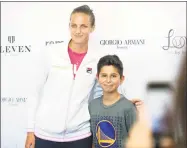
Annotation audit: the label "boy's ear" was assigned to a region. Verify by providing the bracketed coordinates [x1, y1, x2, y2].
[120, 75, 125, 84]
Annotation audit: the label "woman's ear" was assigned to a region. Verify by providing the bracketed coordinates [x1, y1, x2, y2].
[90, 25, 95, 33]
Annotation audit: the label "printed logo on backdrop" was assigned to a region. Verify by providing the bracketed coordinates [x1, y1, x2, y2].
[45, 40, 64, 46]
[162, 29, 186, 55]
[0, 36, 32, 56]
[1, 97, 27, 106]
[8, 36, 15, 43]
[100, 39, 145, 49]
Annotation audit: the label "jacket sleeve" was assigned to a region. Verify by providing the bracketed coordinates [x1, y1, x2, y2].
[88, 79, 103, 104]
[26, 47, 50, 132]
[93, 79, 103, 99]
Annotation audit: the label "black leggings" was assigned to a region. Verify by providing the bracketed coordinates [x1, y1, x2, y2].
[35, 135, 92, 148]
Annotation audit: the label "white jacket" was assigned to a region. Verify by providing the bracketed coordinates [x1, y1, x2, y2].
[27, 38, 102, 142]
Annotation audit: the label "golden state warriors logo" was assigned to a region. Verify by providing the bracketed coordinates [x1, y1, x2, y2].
[96, 120, 116, 147]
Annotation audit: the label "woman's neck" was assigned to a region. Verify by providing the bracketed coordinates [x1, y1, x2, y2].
[69, 40, 88, 53]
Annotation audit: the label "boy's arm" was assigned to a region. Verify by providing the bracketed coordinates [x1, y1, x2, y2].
[125, 105, 137, 133]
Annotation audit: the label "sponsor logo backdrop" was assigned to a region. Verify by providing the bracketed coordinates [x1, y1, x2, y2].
[1, 2, 186, 148]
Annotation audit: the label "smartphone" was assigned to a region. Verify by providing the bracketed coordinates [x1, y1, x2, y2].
[146, 82, 174, 135]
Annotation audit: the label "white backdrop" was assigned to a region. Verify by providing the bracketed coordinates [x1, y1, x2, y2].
[1, 2, 186, 148]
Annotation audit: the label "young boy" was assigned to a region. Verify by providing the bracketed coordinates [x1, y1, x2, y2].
[89, 55, 137, 148]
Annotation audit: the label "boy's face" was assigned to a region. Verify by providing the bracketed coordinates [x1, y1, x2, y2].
[97, 65, 124, 93]
[69, 12, 94, 45]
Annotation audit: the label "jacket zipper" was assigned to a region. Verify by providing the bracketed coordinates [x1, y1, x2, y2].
[61, 51, 94, 138]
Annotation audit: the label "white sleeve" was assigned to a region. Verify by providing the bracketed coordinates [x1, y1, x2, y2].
[93, 79, 103, 99]
[26, 47, 50, 132]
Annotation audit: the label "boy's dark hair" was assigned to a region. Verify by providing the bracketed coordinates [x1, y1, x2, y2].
[70, 5, 95, 27]
[97, 55, 123, 78]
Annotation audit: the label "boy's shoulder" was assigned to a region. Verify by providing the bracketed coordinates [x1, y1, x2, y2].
[120, 95, 136, 110]
[89, 96, 102, 107]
